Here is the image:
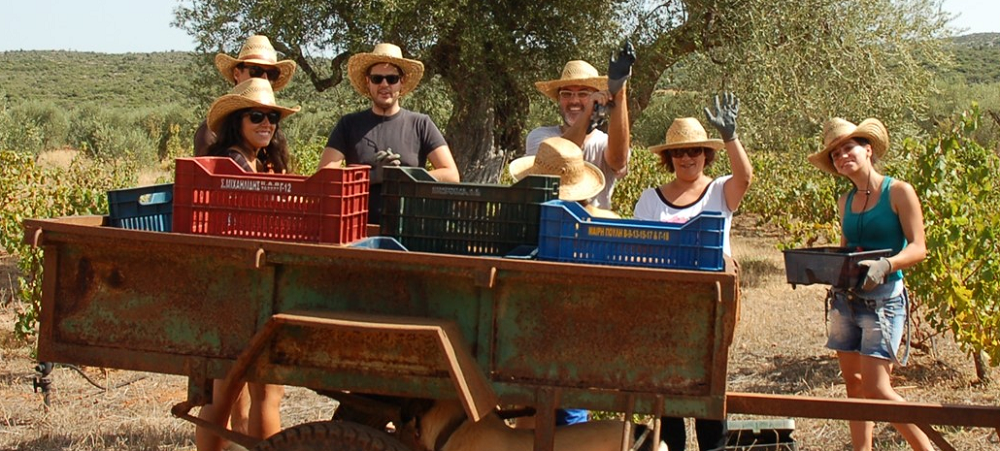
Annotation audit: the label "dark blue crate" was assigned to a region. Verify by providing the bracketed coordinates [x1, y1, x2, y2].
[537, 200, 725, 271]
[107, 184, 173, 232]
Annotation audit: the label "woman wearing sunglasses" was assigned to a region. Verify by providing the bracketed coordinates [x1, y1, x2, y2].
[196, 77, 298, 451]
[633, 93, 751, 451]
[195, 35, 298, 156]
[204, 78, 300, 174]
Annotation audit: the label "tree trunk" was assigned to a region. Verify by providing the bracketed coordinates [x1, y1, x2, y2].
[974, 350, 993, 386]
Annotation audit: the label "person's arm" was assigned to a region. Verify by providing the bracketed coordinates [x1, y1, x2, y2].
[721, 138, 752, 212]
[604, 84, 630, 175]
[318, 147, 345, 169]
[704, 93, 752, 211]
[887, 180, 927, 270]
[194, 121, 215, 157]
[426, 145, 460, 182]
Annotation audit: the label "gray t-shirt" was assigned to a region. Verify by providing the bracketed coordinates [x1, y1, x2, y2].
[524, 126, 625, 209]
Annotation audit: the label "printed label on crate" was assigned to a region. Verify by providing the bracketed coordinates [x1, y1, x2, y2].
[587, 226, 671, 242]
[430, 186, 482, 197]
[219, 178, 293, 194]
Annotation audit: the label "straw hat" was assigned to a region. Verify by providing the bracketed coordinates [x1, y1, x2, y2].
[648, 118, 725, 155]
[808, 118, 889, 176]
[214, 35, 298, 91]
[535, 60, 609, 101]
[347, 43, 425, 98]
[509, 137, 605, 202]
[206, 78, 300, 133]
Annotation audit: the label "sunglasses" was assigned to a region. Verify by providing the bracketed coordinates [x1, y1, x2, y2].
[667, 148, 705, 158]
[558, 90, 595, 100]
[244, 110, 281, 125]
[239, 64, 281, 80]
[368, 74, 401, 85]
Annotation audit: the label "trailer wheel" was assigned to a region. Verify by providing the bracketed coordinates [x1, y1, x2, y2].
[251, 421, 412, 451]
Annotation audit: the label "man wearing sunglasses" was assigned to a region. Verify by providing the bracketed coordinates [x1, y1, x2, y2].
[525, 54, 633, 215]
[194, 35, 298, 157]
[319, 42, 460, 224]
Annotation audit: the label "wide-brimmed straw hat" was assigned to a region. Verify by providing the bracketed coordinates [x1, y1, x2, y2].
[215, 35, 297, 91]
[648, 118, 725, 155]
[535, 60, 609, 101]
[347, 43, 425, 98]
[509, 137, 605, 202]
[206, 78, 300, 133]
[808, 118, 889, 176]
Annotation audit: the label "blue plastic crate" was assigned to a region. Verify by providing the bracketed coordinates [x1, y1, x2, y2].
[537, 200, 726, 271]
[107, 183, 173, 232]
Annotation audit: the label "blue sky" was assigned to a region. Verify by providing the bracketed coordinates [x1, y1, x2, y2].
[0, 0, 996, 54]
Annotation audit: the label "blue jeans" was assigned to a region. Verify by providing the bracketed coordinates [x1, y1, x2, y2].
[826, 281, 907, 363]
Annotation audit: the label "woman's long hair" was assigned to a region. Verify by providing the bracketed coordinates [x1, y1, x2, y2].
[206, 108, 290, 173]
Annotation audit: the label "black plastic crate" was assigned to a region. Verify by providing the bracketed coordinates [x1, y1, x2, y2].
[726, 419, 797, 451]
[107, 183, 173, 232]
[379, 167, 559, 256]
[782, 247, 892, 289]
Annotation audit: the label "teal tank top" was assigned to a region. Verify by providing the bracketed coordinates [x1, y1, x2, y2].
[842, 176, 906, 282]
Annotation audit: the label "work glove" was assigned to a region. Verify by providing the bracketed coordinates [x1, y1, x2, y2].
[590, 40, 635, 133]
[371, 148, 401, 184]
[857, 257, 892, 291]
[704, 92, 739, 142]
[607, 40, 635, 96]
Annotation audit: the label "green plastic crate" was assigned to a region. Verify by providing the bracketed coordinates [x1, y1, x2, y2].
[379, 167, 559, 256]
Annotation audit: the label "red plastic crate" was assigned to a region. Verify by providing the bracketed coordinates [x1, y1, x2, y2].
[172, 157, 369, 244]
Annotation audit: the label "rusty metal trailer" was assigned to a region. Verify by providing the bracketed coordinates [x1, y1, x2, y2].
[22, 216, 1000, 451]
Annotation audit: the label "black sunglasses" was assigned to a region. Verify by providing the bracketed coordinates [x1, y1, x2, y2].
[239, 64, 280, 80]
[668, 148, 705, 158]
[244, 110, 281, 125]
[368, 74, 401, 85]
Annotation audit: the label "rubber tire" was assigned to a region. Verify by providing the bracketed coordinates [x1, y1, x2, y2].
[251, 421, 412, 451]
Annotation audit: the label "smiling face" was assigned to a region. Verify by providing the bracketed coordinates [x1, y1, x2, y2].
[367, 63, 403, 111]
[558, 86, 596, 127]
[240, 108, 277, 150]
[829, 138, 871, 176]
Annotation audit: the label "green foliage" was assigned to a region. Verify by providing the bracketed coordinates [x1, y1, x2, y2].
[670, 0, 952, 153]
[944, 33, 1000, 84]
[901, 107, 1000, 367]
[0, 150, 138, 339]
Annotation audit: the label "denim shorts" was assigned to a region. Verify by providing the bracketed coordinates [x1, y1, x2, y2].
[825, 280, 908, 363]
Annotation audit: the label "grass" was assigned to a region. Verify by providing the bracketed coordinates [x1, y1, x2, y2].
[0, 221, 997, 450]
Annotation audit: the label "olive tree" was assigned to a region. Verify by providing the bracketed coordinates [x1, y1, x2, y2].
[175, 0, 953, 180]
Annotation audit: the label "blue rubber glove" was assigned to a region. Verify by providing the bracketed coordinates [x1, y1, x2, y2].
[703, 92, 740, 142]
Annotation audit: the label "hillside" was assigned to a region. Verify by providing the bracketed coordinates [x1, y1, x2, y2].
[2, 33, 999, 110]
[945, 32, 1000, 84]
[0, 51, 196, 109]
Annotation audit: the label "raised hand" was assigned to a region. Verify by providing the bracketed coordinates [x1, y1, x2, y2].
[371, 148, 402, 184]
[607, 40, 635, 96]
[703, 92, 740, 142]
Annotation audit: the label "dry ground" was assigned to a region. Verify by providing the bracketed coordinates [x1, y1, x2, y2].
[0, 221, 998, 450]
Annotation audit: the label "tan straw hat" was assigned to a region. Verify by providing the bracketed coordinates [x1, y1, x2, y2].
[508, 137, 605, 202]
[215, 35, 297, 91]
[808, 118, 889, 176]
[535, 60, 609, 101]
[206, 78, 300, 133]
[347, 43, 425, 98]
[648, 118, 725, 155]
